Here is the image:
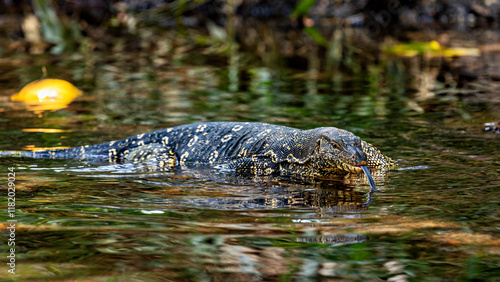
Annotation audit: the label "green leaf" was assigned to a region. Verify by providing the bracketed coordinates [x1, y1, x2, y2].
[291, 0, 316, 18]
[304, 26, 328, 46]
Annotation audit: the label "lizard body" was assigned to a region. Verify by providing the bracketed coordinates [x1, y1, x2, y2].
[1, 122, 396, 184]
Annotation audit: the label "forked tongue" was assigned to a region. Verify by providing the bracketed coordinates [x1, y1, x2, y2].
[360, 165, 377, 191]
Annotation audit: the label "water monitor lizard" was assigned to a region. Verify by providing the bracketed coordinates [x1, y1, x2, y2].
[1, 122, 396, 187]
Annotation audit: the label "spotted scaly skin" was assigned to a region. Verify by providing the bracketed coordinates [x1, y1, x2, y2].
[0, 122, 396, 178]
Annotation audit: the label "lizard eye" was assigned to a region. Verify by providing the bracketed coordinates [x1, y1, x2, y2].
[330, 142, 341, 150]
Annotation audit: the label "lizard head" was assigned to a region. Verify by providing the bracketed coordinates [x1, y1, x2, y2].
[310, 127, 368, 174]
[306, 127, 377, 189]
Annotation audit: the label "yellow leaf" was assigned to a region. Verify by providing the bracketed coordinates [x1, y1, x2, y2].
[442, 47, 481, 57]
[386, 41, 480, 58]
[429, 40, 441, 51]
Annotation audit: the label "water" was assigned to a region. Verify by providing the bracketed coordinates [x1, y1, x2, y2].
[1, 31, 500, 281]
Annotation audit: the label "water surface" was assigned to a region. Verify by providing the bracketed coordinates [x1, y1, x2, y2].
[0, 36, 499, 281]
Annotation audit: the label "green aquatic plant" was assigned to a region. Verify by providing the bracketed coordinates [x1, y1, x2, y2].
[32, 0, 82, 54]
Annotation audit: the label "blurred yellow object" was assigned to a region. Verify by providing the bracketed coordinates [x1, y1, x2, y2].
[442, 47, 481, 57]
[22, 128, 72, 133]
[386, 41, 480, 58]
[385, 41, 442, 57]
[429, 40, 441, 51]
[22, 144, 71, 151]
[11, 78, 81, 114]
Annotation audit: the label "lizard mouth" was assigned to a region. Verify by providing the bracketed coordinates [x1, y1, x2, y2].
[348, 164, 364, 173]
[345, 161, 366, 173]
[349, 160, 368, 172]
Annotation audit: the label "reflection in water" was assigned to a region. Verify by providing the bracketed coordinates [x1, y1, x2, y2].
[68, 164, 383, 213]
[161, 182, 371, 213]
[296, 234, 368, 245]
[485, 120, 500, 133]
